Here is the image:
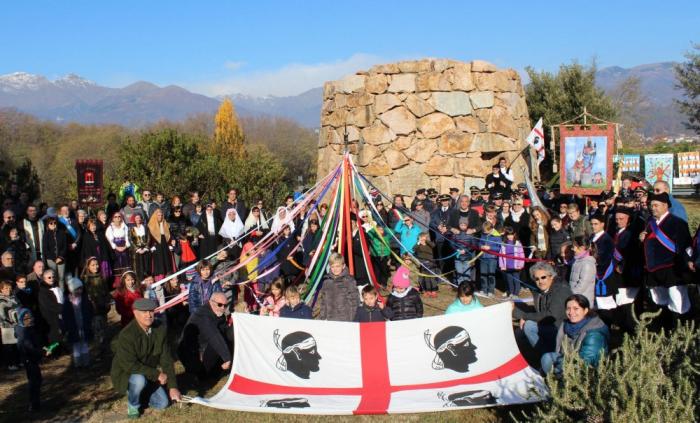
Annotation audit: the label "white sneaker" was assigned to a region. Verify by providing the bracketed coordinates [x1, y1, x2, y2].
[7, 365, 19, 371]
[500, 292, 509, 298]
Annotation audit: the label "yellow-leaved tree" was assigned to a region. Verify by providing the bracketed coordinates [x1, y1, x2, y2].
[213, 97, 245, 158]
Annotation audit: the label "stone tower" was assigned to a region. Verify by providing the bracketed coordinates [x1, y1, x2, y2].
[317, 58, 533, 198]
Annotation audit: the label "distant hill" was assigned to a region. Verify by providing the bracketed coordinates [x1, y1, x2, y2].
[595, 62, 687, 136]
[0, 63, 690, 134]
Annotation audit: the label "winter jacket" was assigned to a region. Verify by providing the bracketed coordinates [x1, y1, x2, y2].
[353, 304, 393, 322]
[393, 220, 422, 255]
[188, 275, 223, 314]
[569, 216, 592, 239]
[479, 232, 501, 261]
[260, 295, 286, 317]
[499, 240, 525, 270]
[548, 228, 571, 260]
[386, 287, 423, 321]
[555, 316, 609, 367]
[0, 293, 18, 329]
[368, 228, 392, 258]
[37, 281, 63, 343]
[179, 304, 232, 364]
[42, 227, 68, 261]
[279, 302, 313, 319]
[112, 288, 142, 327]
[111, 319, 177, 394]
[513, 281, 573, 327]
[570, 255, 596, 306]
[445, 297, 483, 314]
[62, 292, 94, 343]
[318, 268, 359, 322]
[413, 241, 435, 261]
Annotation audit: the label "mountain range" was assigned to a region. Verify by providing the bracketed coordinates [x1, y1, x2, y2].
[0, 62, 689, 135]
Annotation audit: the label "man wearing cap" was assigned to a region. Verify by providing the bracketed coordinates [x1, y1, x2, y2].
[640, 192, 693, 320]
[425, 188, 438, 212]
[111, 298, 181, 419]
[431, 194, 455, 271]
[449, 188, 460, 208]
[178, 292, 233, 380]
[410, 189, 428, 212]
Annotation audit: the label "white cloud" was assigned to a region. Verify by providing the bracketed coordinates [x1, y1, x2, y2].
[187, 53, 400, 97]
[223, 60, 246, 71]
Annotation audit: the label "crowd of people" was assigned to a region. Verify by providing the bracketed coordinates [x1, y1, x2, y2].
[0, 156, 698, 417]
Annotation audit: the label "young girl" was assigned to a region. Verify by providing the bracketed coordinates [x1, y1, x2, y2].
[414, 232, 438, 297]
[80, 218, 112, 280]
[499, 226, 525, 298]
[112, 271, 143, 327]
[187, 260, 221, 314]
[386, 266, 422, 320]
[63, 278, 93, 367]
[260, 278, 286, 317]
[570, 236, 597, 306]
[529, 207, 550, 260]
[81, 258, 110, 351]
[445, 282, 483, 314]
[478, 221, 500, 297]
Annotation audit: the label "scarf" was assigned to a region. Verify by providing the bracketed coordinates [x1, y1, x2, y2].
[563, 316, 591, 339]
[271, 207, 295, 234]
[219, 209, 244, 240]
[537, 225, 546, 251]
[147, 213, 170, 243]
[511, 208, 525, 223]
[244, 210, 270, 232]
[574, 250, 590, 260]
[391, 287, 412, 299]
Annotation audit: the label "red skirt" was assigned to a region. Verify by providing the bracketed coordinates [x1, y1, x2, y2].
[180, 239, 197, 263]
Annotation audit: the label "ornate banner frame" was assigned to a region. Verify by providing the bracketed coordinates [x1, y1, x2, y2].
[558, 124, 614, 195]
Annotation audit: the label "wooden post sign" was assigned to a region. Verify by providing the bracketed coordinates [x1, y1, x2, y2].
[75, 159, 104, 206]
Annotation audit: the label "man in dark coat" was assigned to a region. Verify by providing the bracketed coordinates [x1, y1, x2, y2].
[513, 262, 573, 354]
[221, 188, 248, 223]
[178, 292, 233, 379]
[641, 192, 692, 317]
[448, 195, 481, 234]
[111, 299, 181, 419]
[196, 203, 223, 259]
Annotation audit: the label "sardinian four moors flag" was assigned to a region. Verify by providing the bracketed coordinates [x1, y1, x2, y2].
[190, 303, 547, 415]
[526, 117, 545, 164]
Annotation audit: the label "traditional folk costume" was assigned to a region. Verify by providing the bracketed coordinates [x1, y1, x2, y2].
[643, 194, 693, 314]
[147, 214, 177, 280]
[591, 227, 615, 310]
[129, 223, 151, 281]
[105, 217, 131, 287]
[195, 209, 222, 259]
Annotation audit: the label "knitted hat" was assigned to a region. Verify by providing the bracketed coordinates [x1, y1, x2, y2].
[66, 277, 83, 293]
[392, 266, 410, 288]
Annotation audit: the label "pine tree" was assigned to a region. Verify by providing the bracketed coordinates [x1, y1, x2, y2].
[674, 43, 700, 134]
[213, 97, 245, 158]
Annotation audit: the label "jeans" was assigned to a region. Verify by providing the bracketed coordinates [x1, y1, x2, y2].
[479, 259, 497, 294]
[72, 341, 90, 367]
[454, 260, 475, 285]
[523, 320, 558, 353]
[46, 259, 66, 292]
[127, 374, 169, 411]
[541, 352, 563, 374]
[503, 270, 521, 295]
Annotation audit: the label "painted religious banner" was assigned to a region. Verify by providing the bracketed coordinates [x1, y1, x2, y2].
[190, 303, 546, 415]
[677, 151, 700, 178]
[613, 154, 641, 173]
[644, 154, 674, 190]
[75, 159, 104, 206]
[559, 124, 614, 195]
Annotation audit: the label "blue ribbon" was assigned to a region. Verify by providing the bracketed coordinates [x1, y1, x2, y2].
[650, 219, 676, 253]
[595, 260, 614, 297]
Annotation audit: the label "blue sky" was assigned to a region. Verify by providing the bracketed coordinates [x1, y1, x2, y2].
[1, 1, 698, 96]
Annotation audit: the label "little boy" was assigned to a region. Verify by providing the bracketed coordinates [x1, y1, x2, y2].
[279, 286, 312, 319]
[478, 221, 500, 297]
[414, 232, 438, 297]
[354, 285, 393, 322]
[318, 253, 359, 322]
[453, 218, 476, 285]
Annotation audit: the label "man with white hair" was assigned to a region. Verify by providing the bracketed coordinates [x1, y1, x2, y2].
[652, 180, 687, 222]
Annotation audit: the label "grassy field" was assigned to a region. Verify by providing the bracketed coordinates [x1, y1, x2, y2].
[1, 198, 696, 422]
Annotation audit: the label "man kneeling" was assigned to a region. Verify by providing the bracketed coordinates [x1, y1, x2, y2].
[111, 299, 181, 419]
[178, 292, 233, 379]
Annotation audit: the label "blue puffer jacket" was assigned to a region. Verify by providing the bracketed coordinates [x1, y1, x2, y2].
[188, 275, 223, 314]
[555, 315, 609, 367]
[393, 220, 422, 255]
[479, 232, 501, 261]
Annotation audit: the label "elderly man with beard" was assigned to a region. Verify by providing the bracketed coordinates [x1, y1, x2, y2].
[111, 298, 181, 419]
[178, 292, 233, 380]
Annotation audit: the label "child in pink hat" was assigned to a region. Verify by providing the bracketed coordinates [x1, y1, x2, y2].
[385, 265, 423, 320]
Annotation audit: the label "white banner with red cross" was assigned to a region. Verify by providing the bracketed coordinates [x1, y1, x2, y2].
[190, 303, 547, 415]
